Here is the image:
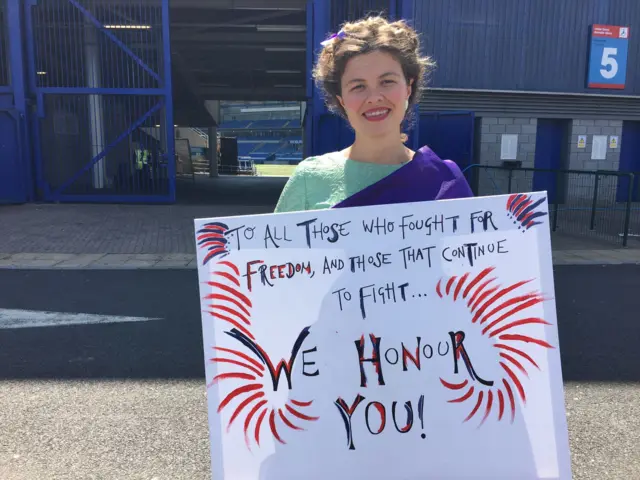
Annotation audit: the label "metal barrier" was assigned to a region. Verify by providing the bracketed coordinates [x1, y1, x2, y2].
[26, 0, 175, 203]
[464, 165, 639, 247]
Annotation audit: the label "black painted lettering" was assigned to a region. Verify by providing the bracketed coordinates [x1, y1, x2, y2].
[302, 347, 319, 377]
[401, 337, 421, 371]
[355, 334, 385, 387]
[449, 331, 494, 387]
[365, 402, 387, 435]
[335, 394, 366, 450]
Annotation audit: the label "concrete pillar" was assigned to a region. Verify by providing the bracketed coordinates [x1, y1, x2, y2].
[205, 100, 221, 177]
[208, 126, 218, 177]
[307, 0, 331, 158]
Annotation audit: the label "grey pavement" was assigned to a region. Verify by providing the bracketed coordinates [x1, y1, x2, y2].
[0, 266, 638, 479]
[1, 197, 639, 270]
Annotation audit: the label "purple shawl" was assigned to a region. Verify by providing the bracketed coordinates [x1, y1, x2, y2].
[333, 145, 474, 209]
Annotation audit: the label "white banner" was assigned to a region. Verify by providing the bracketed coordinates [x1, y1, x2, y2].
[194, 192, 572, 480]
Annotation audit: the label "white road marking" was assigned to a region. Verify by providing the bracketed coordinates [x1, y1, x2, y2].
[0, 308, 162, 329]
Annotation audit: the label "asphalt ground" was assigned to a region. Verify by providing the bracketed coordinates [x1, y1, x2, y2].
[0, 266, 638, 479]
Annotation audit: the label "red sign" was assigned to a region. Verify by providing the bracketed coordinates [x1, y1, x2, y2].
[592, 24, 629, 39]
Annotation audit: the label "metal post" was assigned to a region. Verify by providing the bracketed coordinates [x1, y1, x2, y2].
[162, 0, 176, 202]
[304, 0, 313, 159]
[507, 168, 513, 193]
[590, 172, 600, 230]
[7, 0, 32, 201]
[552, 170, 561, 232]
[622, 173, 634, 247]
[83, 16, 106, 189]
[309, 0, 330, 157]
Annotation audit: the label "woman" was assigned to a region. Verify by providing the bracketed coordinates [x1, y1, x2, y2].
[274, 15, 474, 214]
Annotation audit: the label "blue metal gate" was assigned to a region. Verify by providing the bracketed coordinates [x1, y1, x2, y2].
[617, 120, 640, 202]
[418, 111, 475, 168]
[533, 119, 570, 204]
[24, 0, 175, 203]
[0, 0, 30, 204]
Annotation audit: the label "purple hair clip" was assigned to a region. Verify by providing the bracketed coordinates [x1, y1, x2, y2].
[321, 29, 346, 46]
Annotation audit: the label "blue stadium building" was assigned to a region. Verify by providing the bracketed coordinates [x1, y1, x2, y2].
[1, 0, 639, 214]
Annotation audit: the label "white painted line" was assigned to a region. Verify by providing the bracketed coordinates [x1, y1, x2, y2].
[0, 308, 162, 329]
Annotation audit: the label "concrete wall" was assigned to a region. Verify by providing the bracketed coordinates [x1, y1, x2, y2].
[175, 128, 209, 149]
[479, 117, 538, 167]
[475, 117, 624, 201]
[476, 117, 538, 196]
[568, 119, 622, 171]
[567, 119, 623, 204]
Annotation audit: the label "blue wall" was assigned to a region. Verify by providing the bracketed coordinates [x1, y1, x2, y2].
[415, 0, 640, 95]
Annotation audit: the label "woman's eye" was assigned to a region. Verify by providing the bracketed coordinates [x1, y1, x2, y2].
[351, 84, 364, 91]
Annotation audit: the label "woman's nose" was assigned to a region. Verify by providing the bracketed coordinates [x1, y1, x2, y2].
[366, 91, 384, 104]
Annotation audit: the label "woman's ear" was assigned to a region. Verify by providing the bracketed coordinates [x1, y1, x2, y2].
[336, 94, 348, 117]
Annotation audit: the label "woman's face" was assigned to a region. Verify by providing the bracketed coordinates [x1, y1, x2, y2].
[337, 50, 412, 139]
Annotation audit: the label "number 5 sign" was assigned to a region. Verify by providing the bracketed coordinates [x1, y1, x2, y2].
[588, 25, 630, 89]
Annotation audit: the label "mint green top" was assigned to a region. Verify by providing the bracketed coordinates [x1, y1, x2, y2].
[274, 151, 407, 213]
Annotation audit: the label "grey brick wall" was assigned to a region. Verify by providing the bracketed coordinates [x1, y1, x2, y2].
[479, 117, 537, 167]
[567, 120, 623, 204]
[477, 117, 537, 196]
[475, 116, 626, 199]
[568, 119, 622, 171]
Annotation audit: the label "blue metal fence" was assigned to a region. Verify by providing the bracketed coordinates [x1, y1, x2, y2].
[0, 0, 32, 204]
[24, 0, 175, 203]
[0, 2, 7, 87]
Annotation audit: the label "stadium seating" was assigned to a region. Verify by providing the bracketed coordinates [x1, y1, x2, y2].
[219, 120, 252, 129]
[233, 135, 301, 162]
[218, 119, 303, 131]
[218, 108, 303, 163]
[237, 141, 259, 156]
[253, 142, 281, 154]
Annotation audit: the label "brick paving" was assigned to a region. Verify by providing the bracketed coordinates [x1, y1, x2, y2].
[0, 203, 273, 255]
[1, 201, 639, 270]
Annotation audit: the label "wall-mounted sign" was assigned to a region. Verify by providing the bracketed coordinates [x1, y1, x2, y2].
[587, 25, 630, 89]
[577, 135, 587, 149]
[500, 134, 518, 160]
[592, 135, 608, 160]
[609, 136, 619, 149]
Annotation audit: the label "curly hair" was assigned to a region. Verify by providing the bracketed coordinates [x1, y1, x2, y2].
[312, 16, 435, 122]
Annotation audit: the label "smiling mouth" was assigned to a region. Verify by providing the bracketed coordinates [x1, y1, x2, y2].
[363, 108, 391, 121]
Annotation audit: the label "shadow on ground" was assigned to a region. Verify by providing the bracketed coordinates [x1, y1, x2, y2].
[0, 265, 638, 382]
[176, 175, 288, 206]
